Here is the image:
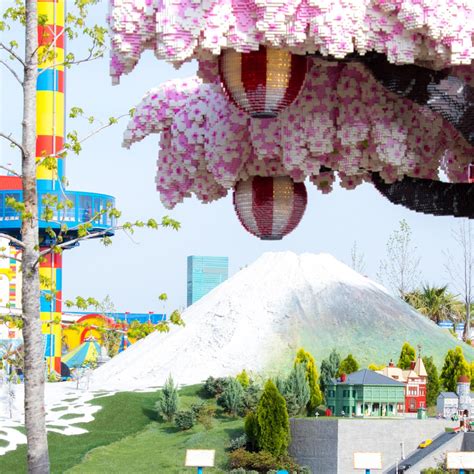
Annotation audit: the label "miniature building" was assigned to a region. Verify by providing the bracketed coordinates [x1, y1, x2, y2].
[377, 357, 427, 412]
[437, 375, 474, 418]
[325, 369, 405, 417]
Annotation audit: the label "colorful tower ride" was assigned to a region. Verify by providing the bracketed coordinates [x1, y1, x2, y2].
[0, 0, 115, 374]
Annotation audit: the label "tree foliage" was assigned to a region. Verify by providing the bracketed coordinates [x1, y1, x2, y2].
[255, 380, 290, 457]
[338, 354, 359, 376]
[174, 410, 196, 431]
[218, 377, 245, 416]
[319, 348, 341, 394]
[423, 356, 440, 407]
[156, 375, 179, 422]
[294, 348, 322, 414]
[236, 369, 251, 389]
[445, 221, 473, 341]
[397, 342, 416, 370]
[278, 364, 310, 416]
[404, 285, 463, 324]
[440, 346, 470, 392]
[244, 411, 259, 452]
[378, 219, 420, 297]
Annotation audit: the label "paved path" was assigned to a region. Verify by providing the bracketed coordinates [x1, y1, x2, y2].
[386, 431, 459, 473]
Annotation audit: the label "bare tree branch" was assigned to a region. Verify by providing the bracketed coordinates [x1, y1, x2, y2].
[0, 42, 26, 67]
[0, 165, 21, 177]
[0, 132, 25, 153]
[0, 59, 23, 85]
[0, 233, 26, 249]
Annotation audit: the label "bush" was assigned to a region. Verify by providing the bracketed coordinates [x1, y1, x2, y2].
[229, 434, 247, 451]
[204, 376, 229, 397]
[236, 369, 251, 389]
[191, 402, 215, 430]
[244, 411, 259, 452]
[218, 378, 245, 416]
[241, 383, 260, 414]
[229, 448, 302, 473]
[156, 375, 179, 422]
[174, 410, 195, 430]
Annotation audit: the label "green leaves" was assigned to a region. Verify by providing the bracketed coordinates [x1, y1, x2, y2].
[161, 216, 181, 231]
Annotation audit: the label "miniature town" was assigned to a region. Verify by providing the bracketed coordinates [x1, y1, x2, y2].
[1, 0, 474, 474]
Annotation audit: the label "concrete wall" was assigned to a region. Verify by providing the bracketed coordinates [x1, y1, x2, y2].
[290, 418, 457, 474]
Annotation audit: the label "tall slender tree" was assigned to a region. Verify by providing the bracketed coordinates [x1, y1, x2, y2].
[378, 219, 421, 297]
[255, 380, 290, 457]
[294, 348, 322, 414]
[0, 4, 179, 471]
[422, 356, 440, 407]
[445, 221, 473, 341]
[320, 348, 341, 394]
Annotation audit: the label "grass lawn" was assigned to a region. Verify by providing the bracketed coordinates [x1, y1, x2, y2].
[0, 385, 244, 474]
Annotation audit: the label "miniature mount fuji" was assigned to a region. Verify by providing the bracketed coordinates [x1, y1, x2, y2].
[91, 252, 474, 390]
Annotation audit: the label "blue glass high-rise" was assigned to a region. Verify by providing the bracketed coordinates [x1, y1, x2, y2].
[187, 256, 229, 306]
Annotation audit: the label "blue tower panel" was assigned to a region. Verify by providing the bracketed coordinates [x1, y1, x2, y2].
[187, 256, 229, 306]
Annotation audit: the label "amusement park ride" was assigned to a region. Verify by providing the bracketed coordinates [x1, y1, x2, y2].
[0, 0, 115, 373]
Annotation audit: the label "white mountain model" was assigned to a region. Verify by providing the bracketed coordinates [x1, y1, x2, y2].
[91, 252, 473, 391]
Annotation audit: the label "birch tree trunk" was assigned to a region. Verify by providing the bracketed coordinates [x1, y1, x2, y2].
[22, 1, 50, 472]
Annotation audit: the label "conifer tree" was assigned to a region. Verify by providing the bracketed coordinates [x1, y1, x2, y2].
[320, 349, 341, 393]
[338, 354, 360, 375]
[397, 342, 416, 369]
[280, 364, 310, 416]
[157, 375, 179, 421]
[244, 411, 259, 452]
[256, 380, 290, 456]
[236, 369, 250, 389]
[440, 346, 470, 392]
[295, 348, 323, 414]
[218, 377, 244, 416]
[423, 356, 440, 407]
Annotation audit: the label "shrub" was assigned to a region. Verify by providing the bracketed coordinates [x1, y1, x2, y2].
[244, 411, 259, 452]
[229, 449, 302, 472]
[241, 383, 260, 414]
[229, 434, 247, 451]
[191, 403, 215, 430]
[236, 369, 251, 389]
[281, 364, 310, 416]
[256, 380, 290, 456]
[174, 410, 195, 430]
[204, 376, 228, 397]
[156, 374, 179, 422]
[218, 378, 244, 416]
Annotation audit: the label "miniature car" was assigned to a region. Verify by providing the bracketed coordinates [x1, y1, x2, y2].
[418, 439, 432, 448]
[398, 464, 412, 472]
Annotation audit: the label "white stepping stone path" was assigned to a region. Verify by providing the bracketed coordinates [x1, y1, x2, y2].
[0, 378, 116, 456]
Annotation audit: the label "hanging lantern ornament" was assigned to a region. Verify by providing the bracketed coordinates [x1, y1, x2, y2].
[219, 46, 308, 118]
[233, 176, 307, 240]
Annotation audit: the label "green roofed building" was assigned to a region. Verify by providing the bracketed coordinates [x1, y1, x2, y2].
[325, 369, 405, 417]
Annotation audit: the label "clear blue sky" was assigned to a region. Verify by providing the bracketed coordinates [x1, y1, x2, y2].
[0, 1, 466, 314]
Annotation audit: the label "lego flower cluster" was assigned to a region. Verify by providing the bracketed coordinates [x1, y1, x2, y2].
[123, 59, 473, 209]
[109, 0, 474, 84]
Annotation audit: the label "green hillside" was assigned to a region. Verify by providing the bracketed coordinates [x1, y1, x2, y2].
[0, 386, 243, 474]
[265, 284, 474, 372]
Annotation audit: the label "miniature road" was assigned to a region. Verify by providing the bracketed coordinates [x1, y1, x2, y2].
[385, 431, 459, 473]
